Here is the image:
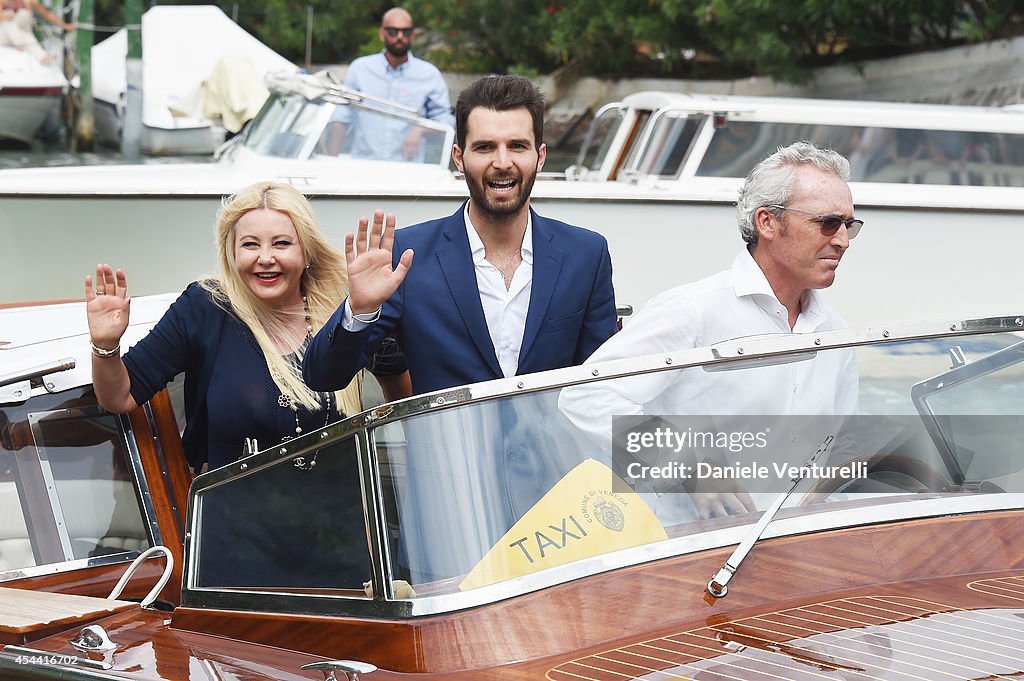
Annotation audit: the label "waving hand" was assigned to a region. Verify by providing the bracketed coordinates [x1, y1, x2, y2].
[345, 210, 414, 315]
[85, 264, 130, 350]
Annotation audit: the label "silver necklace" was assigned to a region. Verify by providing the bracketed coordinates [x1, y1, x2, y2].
[276, 295, 331, 470]
[487, 249, 521, 286]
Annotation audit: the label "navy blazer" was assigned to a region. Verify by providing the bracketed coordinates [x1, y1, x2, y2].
[304, 204, 617, 395]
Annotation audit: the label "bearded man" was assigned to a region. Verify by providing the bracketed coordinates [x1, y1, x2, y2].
[304, 74, 617, 395]
[324, 6, 454, 160]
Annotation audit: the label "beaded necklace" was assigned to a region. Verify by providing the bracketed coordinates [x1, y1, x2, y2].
[276, 294, 332, 470]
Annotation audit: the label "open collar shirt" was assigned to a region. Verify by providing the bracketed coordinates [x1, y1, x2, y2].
[465, 205, 534, 378]
[561, 247, 858, 437]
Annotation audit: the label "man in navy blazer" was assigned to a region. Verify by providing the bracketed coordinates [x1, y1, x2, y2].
[303, 76, 615, 581]
[303, 75, 617, 396]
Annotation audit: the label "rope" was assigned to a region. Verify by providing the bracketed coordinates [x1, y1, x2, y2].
[74, 22, 140, 32]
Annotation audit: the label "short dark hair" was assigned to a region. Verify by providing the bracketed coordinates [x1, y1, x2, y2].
[455, 75, 545, 150]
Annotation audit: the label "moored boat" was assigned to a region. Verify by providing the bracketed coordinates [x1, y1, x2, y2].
[0, 44, 66, 145]
[89, 5, 295, 155]
[4, 76, 1024, 328]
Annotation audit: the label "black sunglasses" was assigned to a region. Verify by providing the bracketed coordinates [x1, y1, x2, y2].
[766, 205, 863, 239]
[383, 27, 415, 37]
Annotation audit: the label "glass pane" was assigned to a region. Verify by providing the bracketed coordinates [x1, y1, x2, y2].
[577, 107, 623, 171]
[696, 121, 860, 178]
[315, 100, 451, 165]
[245, 94, 320, 159]
[914, 340, 1024, 483]
[1, 387, 150, 573]
[697, 120, 1024, 187]
[195, 435, 370, 594]
[635, 113, 706, 177]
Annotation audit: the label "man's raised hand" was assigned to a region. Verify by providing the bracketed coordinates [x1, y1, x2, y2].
[345, 209, 414, 315]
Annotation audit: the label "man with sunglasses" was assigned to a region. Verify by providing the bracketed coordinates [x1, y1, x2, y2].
[325, 7, 453, 160]
[560, 140, 862, 520]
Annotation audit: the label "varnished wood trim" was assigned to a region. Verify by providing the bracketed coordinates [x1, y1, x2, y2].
[127, 390, 191, 605]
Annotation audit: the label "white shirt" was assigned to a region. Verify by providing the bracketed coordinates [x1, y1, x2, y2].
[342, 207, 535, 378]
[465, 206, 533, 378]
[560, 248, 858, 435]
[558, 249, 858, 522]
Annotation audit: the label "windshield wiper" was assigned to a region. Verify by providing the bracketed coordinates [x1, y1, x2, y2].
[705, 434, 836, 602]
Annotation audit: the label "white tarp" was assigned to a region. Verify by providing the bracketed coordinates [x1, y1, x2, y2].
[91, 5, 295, 130]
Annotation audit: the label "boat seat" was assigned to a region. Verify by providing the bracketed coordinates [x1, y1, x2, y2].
[0, 479, 149, 572]
[0, 482, 33, 571]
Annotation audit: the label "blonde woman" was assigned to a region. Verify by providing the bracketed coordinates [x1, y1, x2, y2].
[86, 181, 375, 472]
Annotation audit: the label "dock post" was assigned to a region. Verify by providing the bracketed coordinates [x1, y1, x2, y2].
[72, 0, 93, 150]
[121, 0, 143, 159]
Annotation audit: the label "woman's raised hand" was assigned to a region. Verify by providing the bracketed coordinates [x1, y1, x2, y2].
[345, 210, 414, 315]
[85, 264, 130, 349]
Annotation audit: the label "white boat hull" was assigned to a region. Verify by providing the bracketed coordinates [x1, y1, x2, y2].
[0, 46, 67, 145]
[92, 97, 227, 154]
[0, 88, 61, 144]
[4, 175, 1021, 330]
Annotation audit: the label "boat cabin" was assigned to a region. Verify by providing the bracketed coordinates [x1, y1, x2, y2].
[571, 90, 1024, 199]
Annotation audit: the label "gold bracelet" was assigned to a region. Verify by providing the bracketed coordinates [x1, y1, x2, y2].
[90, 341, 121, 358]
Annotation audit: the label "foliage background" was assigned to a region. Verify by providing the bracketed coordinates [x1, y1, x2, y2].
[92, 0, 1024, 83]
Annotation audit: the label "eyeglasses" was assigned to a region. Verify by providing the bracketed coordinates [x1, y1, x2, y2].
[765, 205, 863, 239]
[383, 27, 415, 37]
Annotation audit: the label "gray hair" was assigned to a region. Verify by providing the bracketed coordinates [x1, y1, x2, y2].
[736, 141, 851, 245]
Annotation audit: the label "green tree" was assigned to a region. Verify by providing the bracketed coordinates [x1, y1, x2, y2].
[89, 0, 1024, 81]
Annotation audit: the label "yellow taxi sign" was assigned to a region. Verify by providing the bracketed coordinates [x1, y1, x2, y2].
[460, 458, 667, 590]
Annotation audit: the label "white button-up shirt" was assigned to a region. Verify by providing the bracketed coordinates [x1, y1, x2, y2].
[465, 207, 533, 378]
[558, 248, 858, 522]
[561, 248, 858, 434]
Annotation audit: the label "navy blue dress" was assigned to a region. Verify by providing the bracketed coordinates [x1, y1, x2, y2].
[124, 284, 374, 589]
[122, 283, 341, 471]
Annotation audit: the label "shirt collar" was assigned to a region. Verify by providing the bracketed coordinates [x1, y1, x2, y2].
[464, 205, 533, 265]
[380, 50, 415, 73]
[732, 247, 825, 322]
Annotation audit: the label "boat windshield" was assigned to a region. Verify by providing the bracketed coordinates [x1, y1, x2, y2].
[243, 87, 454, 167]
[188, 324, 1024, 609]
[696, 120, 1024, 186]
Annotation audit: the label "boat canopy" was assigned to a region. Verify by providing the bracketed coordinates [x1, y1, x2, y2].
[90, 5, 295, 131]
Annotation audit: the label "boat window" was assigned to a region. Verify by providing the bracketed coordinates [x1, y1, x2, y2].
[696, 120, 1024, 186]
[0, 387, 151, 577]
[244, 93, 327, 159]
[625, 112, 707, 179]
[574, 105, 625, 173]
[609, 110, 651, 181]
[194, 434, 371, 595]
[312, 100, 452, 166]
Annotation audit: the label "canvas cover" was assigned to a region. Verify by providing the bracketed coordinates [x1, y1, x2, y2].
[91, 5, 294, 130]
